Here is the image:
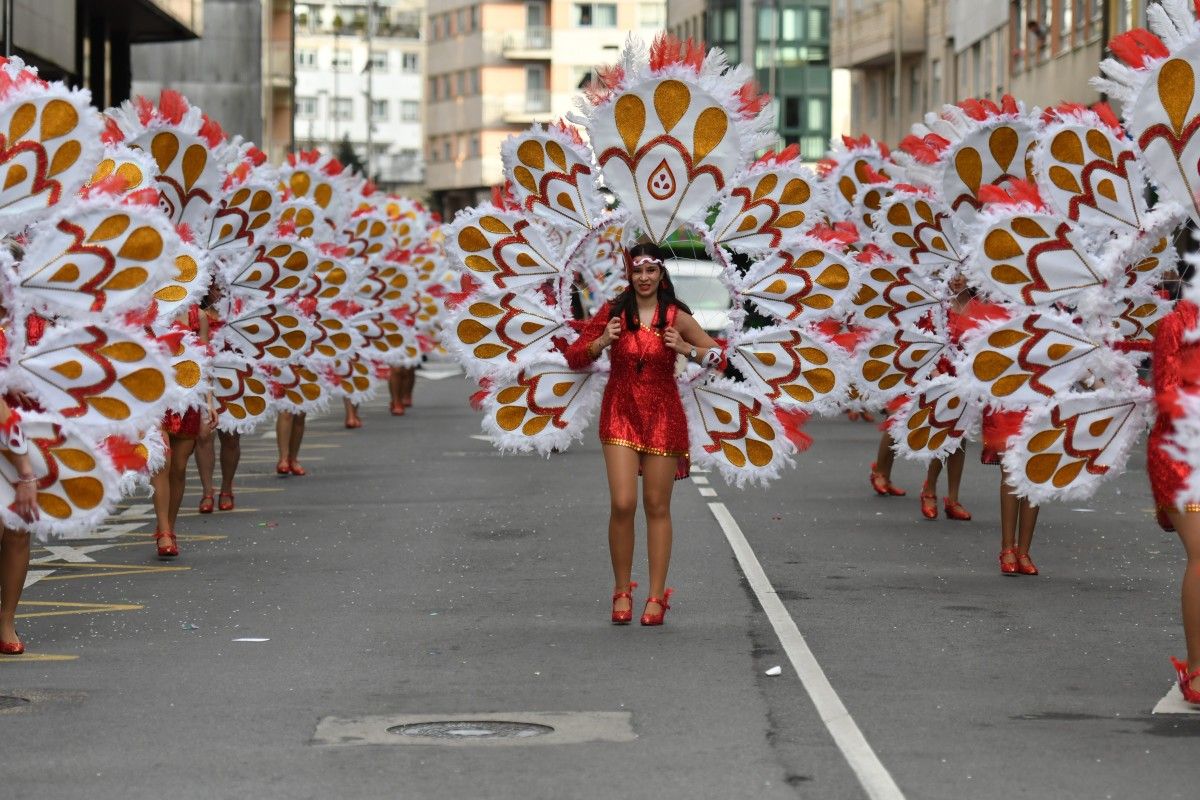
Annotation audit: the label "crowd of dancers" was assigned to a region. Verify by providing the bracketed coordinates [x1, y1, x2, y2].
[0, 57, 451, 655]
[5, 4, 1200, 709]
[442, 8, 1200, 703]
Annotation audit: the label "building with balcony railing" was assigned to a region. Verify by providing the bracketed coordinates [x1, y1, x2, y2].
[294, 1, 425, 190]
[4, 0, 202, 109]
[130, 0, 294, 164]
[667, 1, 833, 162]
[424, 0, 666, 217]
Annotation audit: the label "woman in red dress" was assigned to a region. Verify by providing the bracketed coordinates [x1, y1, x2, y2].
[563, 243, 720, 626]
[151, 303, 217, 558]
[1147, 298, 1200, 705]
[193, 286, 242, 513]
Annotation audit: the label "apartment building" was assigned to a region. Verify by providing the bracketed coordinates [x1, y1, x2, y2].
[424, 0, 665, 217]
[131, 0, 295, 164]
[667, 0, 834, 161]
[294, 1, 425, 189]
[4, 0, 202, 108]
[832, 1, 1148, 146]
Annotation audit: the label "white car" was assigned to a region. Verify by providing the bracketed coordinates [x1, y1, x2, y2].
[666, 257, 732, 337]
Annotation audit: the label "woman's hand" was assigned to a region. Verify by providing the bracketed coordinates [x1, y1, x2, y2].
[599, 317, 622, 348]
[13, 478, 39, 523]
[663, 326, 687, 355]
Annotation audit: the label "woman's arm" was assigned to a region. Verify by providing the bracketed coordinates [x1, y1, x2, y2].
[562, 303, 620, 370]
[664, 310, 722, 366]
[0, 398, 40, 523]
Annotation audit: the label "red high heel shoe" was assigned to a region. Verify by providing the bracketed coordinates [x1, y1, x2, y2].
[155, 531, 179, 559]
[197, 494, 214, 514]
[288, 460, 307, 477]
[0, 637, 25, 655]
[943, 498, 972, 521]
[919, 483, 937, 519]
[869, 463, 906, 496]
[640, 588, 674, 626]
[218, 491, 235, 511]
[276, 459, 291, 475]
[1171, 657, 1200, 705]
[999, 548, 1018, 575]
[611, 581, 638, 625]
[344, 418, 362, 429]
[390, 402, 406, 416]
[1015, 552, 1039, 576]
[402, 397, 413, 408]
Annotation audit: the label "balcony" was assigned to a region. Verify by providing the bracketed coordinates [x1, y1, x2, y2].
[268, 42, 293, 90]
[830, 0, 925, 70]
[502, 27, 552, 59]
[502, 90, 553, 124]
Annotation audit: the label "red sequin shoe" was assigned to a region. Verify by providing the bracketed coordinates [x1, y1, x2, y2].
[919, 483, 937, 519]
[1171, 657, 1200, 705]
[197, 494, 214, 514]
[611, 581, 638, 625]
[390, 402, 406, 416]
[640, 588, 674, 626]
[218, 492, 235, 512]
[943, 498, 972, 521]
[0, 637, 25, 655]
[276, 459, 291, 475]
[288, 460, 307, 477]
[155, 531, 179, 559]
[1016, 552, 1039, 576]
[869, 463, 906, 496]
[999, 548, 1018, 575]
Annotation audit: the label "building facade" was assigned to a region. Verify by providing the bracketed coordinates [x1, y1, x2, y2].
[293, 1, 425, 190]
[668, 0, 834, 162]
[4, 0, 202, 109]
[832, 0, 1148, 146]
[424, 0, 665, 217]
[131, 0, 295, 163]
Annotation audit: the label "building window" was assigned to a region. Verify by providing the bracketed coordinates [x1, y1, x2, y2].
[457, 7, 468, 34]
[402, 52, 419, 73]
[442, 139, 452, 161]
[371, 100, 389, 122]
[332, 98, 353, 120]
[369, 52, 388, 71]
[638, 2, 664, 29]
[296, 96, 318, 119]
[471, 5, 480, 30]
[470, 134, 480, 157]
[574, 3, 617, 27]
[400, 100, 420, 122]
[807, 97, 827, 131]
[331, 50, 351, 71]
[782, 97, 801, 129]
[296, 49, 317, 70]
[468, 69, 479, 95]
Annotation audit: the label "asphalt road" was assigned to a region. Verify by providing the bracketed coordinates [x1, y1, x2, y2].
[2, 367, 1199, 800]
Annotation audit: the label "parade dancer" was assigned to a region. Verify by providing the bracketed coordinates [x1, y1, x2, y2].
[448, 35, 859, 625]
[563, 244, 720, 624]
[0, 371, 41, 655]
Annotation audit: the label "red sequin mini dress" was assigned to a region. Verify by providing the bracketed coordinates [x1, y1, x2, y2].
[1148, 300, 1200, 521]
[565, 302, 690, 477]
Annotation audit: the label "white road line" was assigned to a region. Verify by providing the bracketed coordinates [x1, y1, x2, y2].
[1153, 685, 1200, 714]
[691, 476, 710, 485]
[708, 502, 905, 800]
[698, 487, 717, 497]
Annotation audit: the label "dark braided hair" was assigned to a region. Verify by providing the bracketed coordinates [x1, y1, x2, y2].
[608, 242, 692, 331]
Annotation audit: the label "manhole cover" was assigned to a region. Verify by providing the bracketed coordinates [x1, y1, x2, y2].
[0, 695, 30, 710]
[388, 720, 554, 740]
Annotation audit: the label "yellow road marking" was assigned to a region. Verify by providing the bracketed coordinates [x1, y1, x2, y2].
[17, 601, 143, 619]
[0, 653, 79, 663]
[37, 563, 191, 581]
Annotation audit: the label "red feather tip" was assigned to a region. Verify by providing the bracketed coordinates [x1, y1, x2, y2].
[319, 243, 352, 258]
[1092, 102, 1125, 136]
[753, 143, 801, 167]
[246, 146, 267, 166]
[810, 221, 859, 245]
[275, 219, 297, 237]
[649, 32, 708, 74]
[175, 223, 194, 244]
[552, 119, 585, 145]
[1108, 28, 1169, 69]
[157, 89, 189, 124]
[300, 149, 321, 165]
[83, 174, 131, 198]
[197, 114, 226, 148]
[898, 134, 948, 164]
[978, 179, 1046, 210]
[860, 164, 889, 185]
[101, 116, 125, 145]
[134, 95, 156, 125]
[123, 187, 162, 207]
[815, 157, 838, 177]
[156, 330, 187, 355]
[102, 436, 149, 473]
[295, 297, 318, 317]
[737, 81, 770, 116]
[222, 161, 251, 191]
[322, 157, 344, 176]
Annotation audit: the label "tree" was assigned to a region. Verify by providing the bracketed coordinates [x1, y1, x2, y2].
[335, 134, 366, 176]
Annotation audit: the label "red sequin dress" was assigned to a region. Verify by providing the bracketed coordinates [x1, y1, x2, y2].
[565, 302, 690, 478]
[1148, 300, 1200, 520]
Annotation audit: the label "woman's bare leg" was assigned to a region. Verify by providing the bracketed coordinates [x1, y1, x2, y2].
[218, 431, 241, 495]
[288, 412, 306, 463]
[167, 436, 196, 533]
[1016, 498, 1039, 556]
[945, 446, 966, 502]
[343, 398, 360, 426]
[400, 367, 416, 405]
[602, 444, 639, 614]
[875, 432, 897, 480]
[641, 454, 678, 614]
[0, 527, 31, 643]
[276, 413, 293, 469]
[999, 467, 1019, 569]
[151, 457, 172, 533]
[194, 433, 216, 499]
[1169, 510, 1200, 694]
[388, 368, 403, 407]
[924, 458, 942, 493]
